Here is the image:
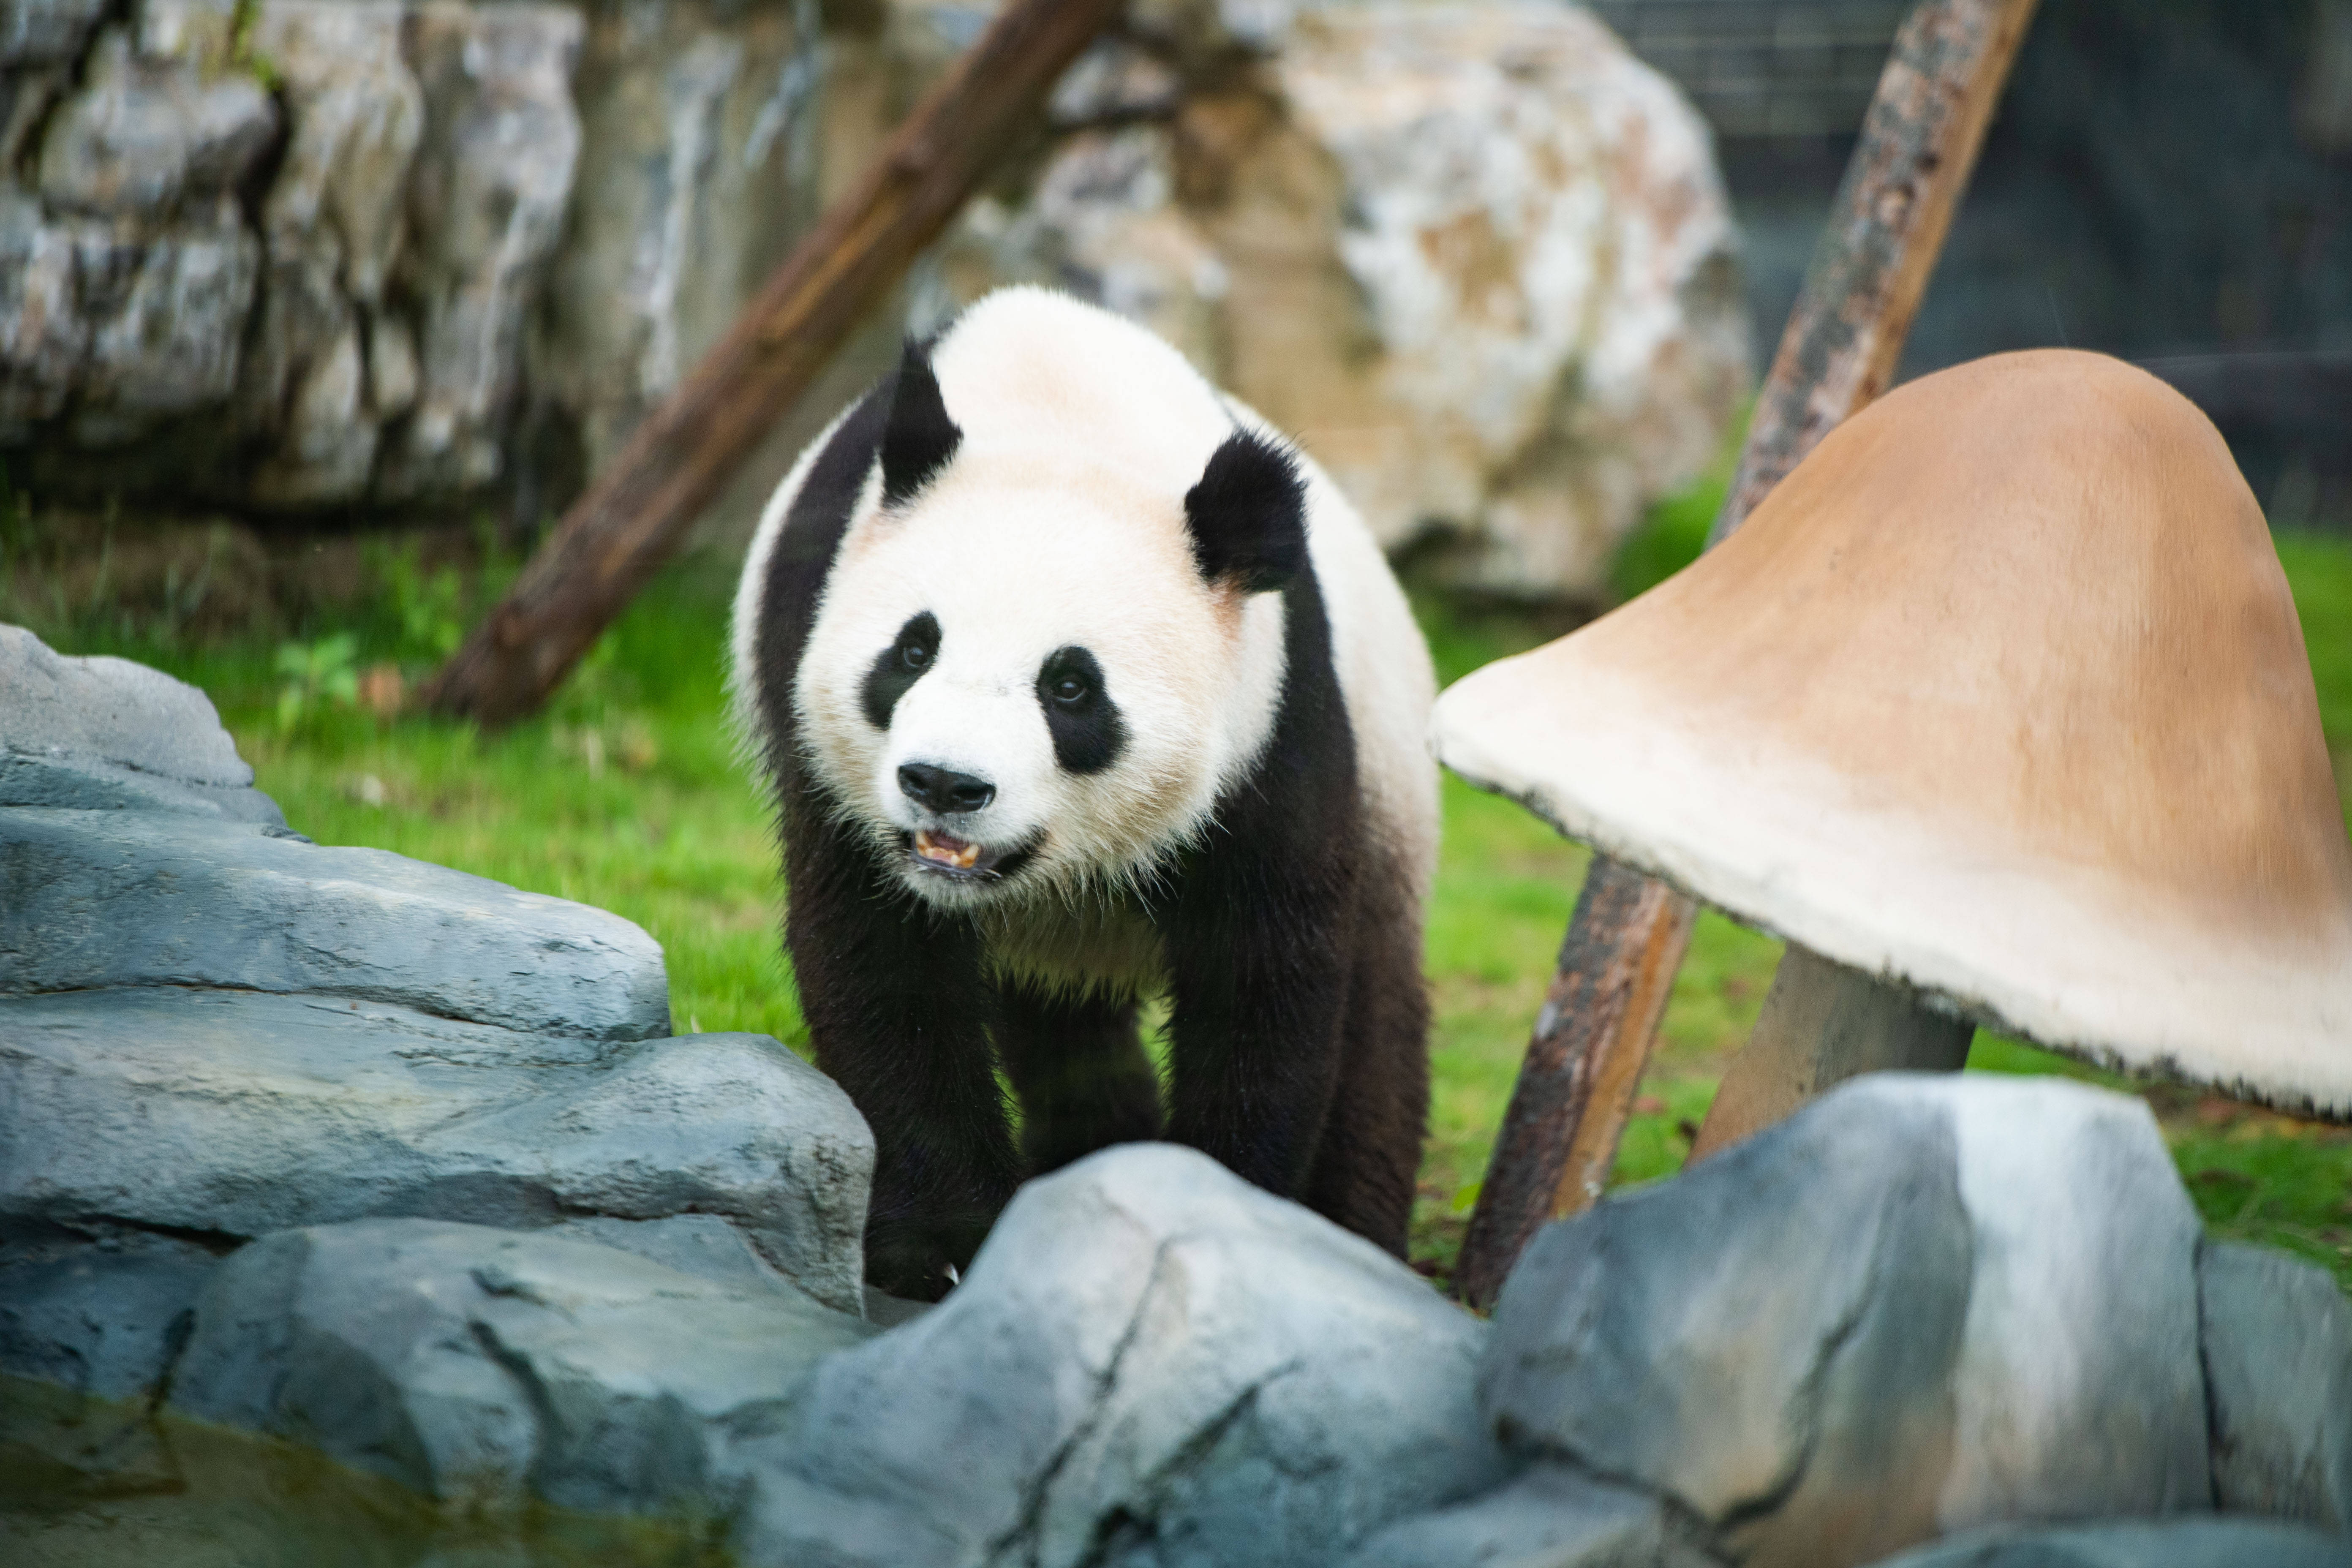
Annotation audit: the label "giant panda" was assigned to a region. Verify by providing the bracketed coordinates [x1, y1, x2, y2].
[730, 288, 1438, 1300]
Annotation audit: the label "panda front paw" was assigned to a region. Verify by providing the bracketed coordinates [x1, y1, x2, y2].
[863, 1217, 986, 1303]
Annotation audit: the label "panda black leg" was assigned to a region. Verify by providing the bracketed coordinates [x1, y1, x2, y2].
[1162, 856, 1355, 1204]
[1300, 857, 1429, 1256]
[992, 980, 1163, 1176]
[784, 805, 1020, 1301]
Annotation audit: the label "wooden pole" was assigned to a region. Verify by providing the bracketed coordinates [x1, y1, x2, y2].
[1450, 0, 2040, 1312]
[424, 0, 1125, 725]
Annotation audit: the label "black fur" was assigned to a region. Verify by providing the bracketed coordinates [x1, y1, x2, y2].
[1183, 430, 1308, 592]
[879, 339, 961, 508]
[1037, 645, 1125, 775]
[991, 979, 1163, 1176]
[861, 612, 939, 729]
[755, 389, 1426, 1299]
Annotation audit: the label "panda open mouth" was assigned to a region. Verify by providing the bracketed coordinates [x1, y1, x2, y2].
[904, 827, 1039, 883]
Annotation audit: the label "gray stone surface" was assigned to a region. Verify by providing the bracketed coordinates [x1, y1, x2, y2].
[0, 0, 814, 510]
[0, 1219, 225, 1399]
[1, 621, 253, 786]
[2, 0, 109, 65]
[2199, 1241, 2352, 1532]
[0, 990, 875, 1315]
[35, 26, 277, 218]
[1347, 1465, 1723, 1568]
[548, 1212, 811, 1298]
[1484, 1075, 2211, 1568]
[0, 621, 285, 819]
[536, 0, 814, 482]
[729, 1143, 1505, 1568]
[172, 1219, 877, 1511]
[379, 0, 582, 498]
[0, 808, 671, 1040]
[0, 749, 287, 822]
[1858, 1518, 2352, 1568]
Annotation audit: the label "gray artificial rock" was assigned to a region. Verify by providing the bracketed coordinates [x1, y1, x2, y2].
[2198, 1241, 2352, 1531]
[1347, 1465, 1723, 1568]
[0, 748, 288, 822]
[1, 621, 254, 787]
[1484, 1075, 2211, 1568]
[0, 990, 874, 1314]
[0, 622, 286, 819]
[535, 0, 813, 480]
[382, 0, 582, 497]
[2, 0, 109, 64]
[0, 808, 670, 1041]
[240, 0, 425, 504]
[729, 1143, 1505, 1568]
[35, 27, 278, 218]
[1857, 1518, 2352, 1568]
[71, 215, 264, 438]
[0, 192, 84, 425]
[171, 1219, 877, 1512]
[0, 1218, 225, 1399]
[547, 1213, 810, 1297]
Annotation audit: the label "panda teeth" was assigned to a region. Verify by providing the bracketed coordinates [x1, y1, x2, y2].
[915, 828, 982, 871]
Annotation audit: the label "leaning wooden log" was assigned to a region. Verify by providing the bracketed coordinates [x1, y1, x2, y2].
[423, 0, 1124, 726]
[1450, 0, 2041, 1312]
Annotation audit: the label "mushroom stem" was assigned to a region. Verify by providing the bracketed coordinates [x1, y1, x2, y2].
[1689, 944, 1974, 1160]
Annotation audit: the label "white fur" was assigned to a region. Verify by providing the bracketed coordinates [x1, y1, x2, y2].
[732, 288, 1438, 980]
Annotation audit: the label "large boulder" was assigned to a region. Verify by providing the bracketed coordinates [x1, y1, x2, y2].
[171, 1219, 876, 1512]
[2198, 1241, 2352, 1532]
[728, 1143, 1505, 1568]
[1481, 1075, 2212, 1568]
[930, 1, 1750, 601]
[0, 623, 874, 1412]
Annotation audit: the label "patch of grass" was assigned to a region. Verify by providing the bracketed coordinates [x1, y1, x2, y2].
[25, 516, 2352, 1298]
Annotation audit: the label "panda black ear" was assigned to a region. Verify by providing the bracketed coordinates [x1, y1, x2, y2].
[879, 337, 962, 508]
[1183, 430, 1307, 594]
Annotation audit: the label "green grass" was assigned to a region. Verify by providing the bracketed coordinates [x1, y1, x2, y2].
[15, 505, 2350, 1297]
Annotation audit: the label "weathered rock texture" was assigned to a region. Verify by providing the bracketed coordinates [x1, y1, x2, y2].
[1346, 1464, 1721, 1568]
[2, 810, 671, 1037]
[0, 0, 818, 512]
[728, 1142, 1507, 1568]
[0, 619, 286, 821]
[930, 1, 1751, 598]
[0, 623, 875, 1417]
[172, 1219, 876, 1511]
[1481, 1074, 2213, 1568]
[2199, 1241, 2352, 1533]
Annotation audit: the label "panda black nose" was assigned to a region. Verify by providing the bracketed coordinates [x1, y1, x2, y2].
[898, 762, 995, 814]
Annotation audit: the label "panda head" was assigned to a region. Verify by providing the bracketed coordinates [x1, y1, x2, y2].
[793, 332, 1306, 912]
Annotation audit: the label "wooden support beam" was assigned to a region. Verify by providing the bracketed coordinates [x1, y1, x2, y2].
[1450, 0, 2040, 1312]
[424, 0, 1124, 726]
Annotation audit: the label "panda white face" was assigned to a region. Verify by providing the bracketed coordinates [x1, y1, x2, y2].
[794, 452, 1288, 912]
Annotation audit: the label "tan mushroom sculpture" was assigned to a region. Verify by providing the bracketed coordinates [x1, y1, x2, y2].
[1434, 349, 2352, 1154]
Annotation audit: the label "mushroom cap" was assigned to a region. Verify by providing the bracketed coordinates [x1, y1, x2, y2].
[1434, 350, 2352, 1118]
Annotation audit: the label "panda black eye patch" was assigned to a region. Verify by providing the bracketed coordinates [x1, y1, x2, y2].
[862, 612, 940, 728]
[1037, 646, 1125, 775]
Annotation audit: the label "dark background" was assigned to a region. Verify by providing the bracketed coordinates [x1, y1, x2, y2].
[1587, 0, 2352, 527]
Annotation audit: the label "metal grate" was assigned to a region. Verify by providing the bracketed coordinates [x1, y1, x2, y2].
[1582, 0, 1912, 137]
